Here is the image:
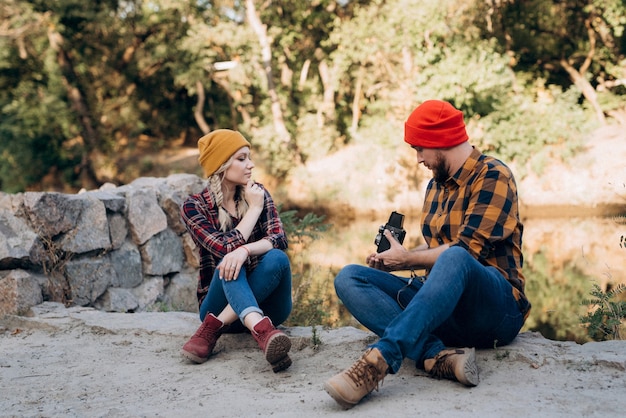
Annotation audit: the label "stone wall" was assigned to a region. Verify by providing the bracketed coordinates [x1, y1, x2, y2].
[0, 174, 206, 316]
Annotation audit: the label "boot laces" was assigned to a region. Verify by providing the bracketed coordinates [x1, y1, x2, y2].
[345, 357, 383, 391]
[430, 351, 460, 380]
[195, 318, 221, 340]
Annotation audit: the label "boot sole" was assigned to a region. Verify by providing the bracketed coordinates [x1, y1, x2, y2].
[180, 349, 209, 364]
[461, 348, 479, 386]
[264, 333, 292, 372]
[323, 381, 357, 410]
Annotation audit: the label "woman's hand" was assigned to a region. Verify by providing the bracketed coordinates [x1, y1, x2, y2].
[217, 246, 249, 281]
[244, 181, 265, 210]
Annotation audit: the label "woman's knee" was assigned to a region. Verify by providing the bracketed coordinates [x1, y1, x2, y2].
[263, 249, 290, 269]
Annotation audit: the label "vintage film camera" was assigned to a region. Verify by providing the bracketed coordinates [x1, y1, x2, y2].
[374, 211, 406, 252]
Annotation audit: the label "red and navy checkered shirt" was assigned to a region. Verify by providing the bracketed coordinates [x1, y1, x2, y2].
[181, 184, 288, 308]
[421, 148, 530, 318]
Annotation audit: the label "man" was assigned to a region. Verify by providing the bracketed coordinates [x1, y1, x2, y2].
[323, 100, 531, 409]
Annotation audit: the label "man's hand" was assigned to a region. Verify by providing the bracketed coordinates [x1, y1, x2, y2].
[367, 229, 408, 271]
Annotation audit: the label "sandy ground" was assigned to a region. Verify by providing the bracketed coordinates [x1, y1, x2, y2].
[1, 302, 625, 418]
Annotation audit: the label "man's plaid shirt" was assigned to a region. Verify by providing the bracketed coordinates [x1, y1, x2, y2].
[181, 184, 288, 308]
[421, 148, 530, 317]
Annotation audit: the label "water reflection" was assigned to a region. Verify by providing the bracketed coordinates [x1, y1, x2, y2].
[289, 214, 625, 343]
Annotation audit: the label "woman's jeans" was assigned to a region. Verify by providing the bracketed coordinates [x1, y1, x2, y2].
[334, 246, 525, 374]
[199, 249, 292, 326]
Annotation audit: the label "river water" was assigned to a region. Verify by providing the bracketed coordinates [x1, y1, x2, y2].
[288, 211, 625, 343]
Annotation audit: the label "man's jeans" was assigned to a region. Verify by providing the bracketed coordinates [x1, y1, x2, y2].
[199, 249, 292, 326]
[334, 246, 525, 373]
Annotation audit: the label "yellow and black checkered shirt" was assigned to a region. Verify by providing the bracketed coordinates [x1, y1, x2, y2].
[421, 148, 530, 318]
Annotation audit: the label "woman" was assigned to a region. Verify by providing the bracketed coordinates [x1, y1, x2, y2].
[180, 129, 293, 373]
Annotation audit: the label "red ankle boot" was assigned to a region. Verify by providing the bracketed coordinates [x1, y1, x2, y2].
[252, 317, 292, 372]
[181, 313, 224, 364]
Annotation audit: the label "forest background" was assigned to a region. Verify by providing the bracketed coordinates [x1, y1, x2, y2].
[2, 0, 625, 194]
[1, 0, 625, 342]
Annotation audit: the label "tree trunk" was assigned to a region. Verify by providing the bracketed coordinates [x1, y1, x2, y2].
[194, 80, 210, 134]
[47, 28, 100, 189]
[560, 58, 606, 125]
[317, 57, 337, 126]
[351, 66, 365, 134]
[559, 19, 605, 125]
[245, 0, 292, 145]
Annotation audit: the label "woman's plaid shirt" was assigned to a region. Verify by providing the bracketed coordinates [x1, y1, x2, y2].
[181, 184, 288, 308]
[421, 148, 530, 317]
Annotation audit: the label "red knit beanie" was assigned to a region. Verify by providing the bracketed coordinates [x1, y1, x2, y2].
[404, 100, 468, 148]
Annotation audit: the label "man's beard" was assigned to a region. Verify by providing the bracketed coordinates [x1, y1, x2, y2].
[432, 151, 450, 184]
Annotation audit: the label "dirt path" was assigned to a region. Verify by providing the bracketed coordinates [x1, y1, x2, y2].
[1, 303, 625, 417]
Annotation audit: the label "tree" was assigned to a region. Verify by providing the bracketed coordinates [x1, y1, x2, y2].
[1, 0, 201, 190]
[2, 0, 624, 193]
[481, 0, 626, 124]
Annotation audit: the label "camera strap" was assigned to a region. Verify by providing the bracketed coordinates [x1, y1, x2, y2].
[396, 270, 427, 309]
[410, 269, 427, 283]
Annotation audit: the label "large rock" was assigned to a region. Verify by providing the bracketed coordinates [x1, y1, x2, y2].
[140, 228, 184, 276]
[22, 192, 82, 237]
[64, 254, 116, 306]
[0, 269, 44, 315]
[94, 287, 139, 313]
[0, 209, 37, 269]
[59, 194, 111, 254]
[162, 270, 198, 313]
[130, 276, 164, 310]
[0, 174, 210, 316]
[107, 212, 128, 249]
[126, 188, 168, 245]
[109, 240, 143, 288]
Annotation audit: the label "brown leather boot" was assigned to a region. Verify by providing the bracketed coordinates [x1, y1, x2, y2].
[424, 347, 479, 386]
[323, 348, 389, 409]
[180, 313, 224, 364]
[251, 317, 292, 372]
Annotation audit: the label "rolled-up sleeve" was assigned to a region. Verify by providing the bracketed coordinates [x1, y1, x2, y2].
[258, 189, 288, 250]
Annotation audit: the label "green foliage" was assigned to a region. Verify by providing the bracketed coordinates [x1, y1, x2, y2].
[310, 325, 322, 349]
[1, 0, 625, 193]
[470, 85, 595, 174]
[580, 283, 626, 341]
[493, 340, 511, 361]
[0, 79, 81, 192]
[523, 250, 591, 342]
[279, 206, 330, 244]
[279, 206, 332, 326]
[285, 295, 329, 328]
[409, 39, 515, 117]
[147, 301, 172, 313]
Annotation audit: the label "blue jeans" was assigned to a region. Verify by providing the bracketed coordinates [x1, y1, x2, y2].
[199, 249, 292, 326]
[334, 246, 524, 373]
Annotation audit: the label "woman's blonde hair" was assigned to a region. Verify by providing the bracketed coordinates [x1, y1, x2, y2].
[208, 155, 250, 232]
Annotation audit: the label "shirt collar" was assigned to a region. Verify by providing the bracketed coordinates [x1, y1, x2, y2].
[445, 147, 481, 187]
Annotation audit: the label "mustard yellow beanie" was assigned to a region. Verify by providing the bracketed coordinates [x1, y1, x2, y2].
[197, 129, 251, 177]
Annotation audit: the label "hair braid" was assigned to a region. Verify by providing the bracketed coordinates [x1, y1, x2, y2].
[209, 155, 252, 232]
[209, 174, 232, 232]
[236, 188, 250, 219]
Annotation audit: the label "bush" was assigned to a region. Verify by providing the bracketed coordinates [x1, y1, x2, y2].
[580, 283, 625, 341]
